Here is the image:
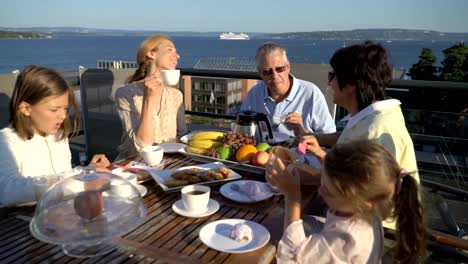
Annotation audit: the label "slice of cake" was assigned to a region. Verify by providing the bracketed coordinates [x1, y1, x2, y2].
[230, 223, 253, 242]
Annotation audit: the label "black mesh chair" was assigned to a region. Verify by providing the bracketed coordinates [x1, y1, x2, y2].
[0, 71, 19, 129]
[78, 67, 135, 161]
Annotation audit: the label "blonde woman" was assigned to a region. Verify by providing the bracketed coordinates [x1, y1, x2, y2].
[115, 35, 187, 160]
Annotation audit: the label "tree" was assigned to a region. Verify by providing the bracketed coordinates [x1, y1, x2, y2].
[407, 48, 438, 80]
[439, 43, 468, 82]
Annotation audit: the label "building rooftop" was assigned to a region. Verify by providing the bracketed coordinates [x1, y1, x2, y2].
[193, 57, 257, 72]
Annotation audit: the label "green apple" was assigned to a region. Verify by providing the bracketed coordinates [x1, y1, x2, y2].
[256, 142, 271, 152]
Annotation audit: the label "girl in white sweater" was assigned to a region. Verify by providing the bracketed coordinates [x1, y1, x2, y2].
[267, 140, 427, 263]
[0, 65, 111, 207]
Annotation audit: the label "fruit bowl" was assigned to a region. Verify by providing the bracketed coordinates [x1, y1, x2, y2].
[29, 168, 147, 258]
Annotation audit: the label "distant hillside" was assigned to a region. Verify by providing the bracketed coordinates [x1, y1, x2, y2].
[267, 29, 468, 41]
[1, 27, 467, 41]
[0, 30, 50, 39]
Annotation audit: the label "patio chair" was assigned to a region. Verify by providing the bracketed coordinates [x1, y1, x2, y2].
[78, 67, 135, 161]
[0, 71, 19, 129]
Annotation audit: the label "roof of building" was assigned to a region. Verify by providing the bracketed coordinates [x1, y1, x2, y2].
[194, 57, 257, 72]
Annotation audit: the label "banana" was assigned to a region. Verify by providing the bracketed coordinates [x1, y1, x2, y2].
[187, 145, 210, 155]
[190, 131, 225, 141]
[189, 139, 223, 149]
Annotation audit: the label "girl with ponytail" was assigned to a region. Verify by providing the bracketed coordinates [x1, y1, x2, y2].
[267, 140, 427, 263]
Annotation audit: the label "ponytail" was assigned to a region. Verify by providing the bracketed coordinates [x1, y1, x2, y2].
[393, 176, 427, 263]
[127, 61, 149, 84]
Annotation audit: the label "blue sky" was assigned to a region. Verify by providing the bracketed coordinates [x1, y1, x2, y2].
[1, 0, 467, 33]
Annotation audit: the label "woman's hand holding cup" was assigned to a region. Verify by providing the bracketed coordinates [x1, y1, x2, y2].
[143, 61, 164, 98]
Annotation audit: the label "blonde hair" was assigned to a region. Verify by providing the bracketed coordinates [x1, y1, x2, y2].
[127, 35, 173, 83]
[324, 140, 427, 263]
[9, 65, 81, 140]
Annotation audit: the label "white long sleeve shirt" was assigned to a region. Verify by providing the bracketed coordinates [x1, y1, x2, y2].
[277, 211, 383, 264]
[0, 127, 72, 207]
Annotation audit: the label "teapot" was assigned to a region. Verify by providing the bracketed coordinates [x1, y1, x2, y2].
[232, 110, 273, 143]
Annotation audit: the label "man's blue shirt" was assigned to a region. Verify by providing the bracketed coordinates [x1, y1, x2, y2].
[240, 75, 336, 136]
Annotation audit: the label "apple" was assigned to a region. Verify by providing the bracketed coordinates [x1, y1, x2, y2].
[251, 151, 270, 167]
[74, 191, 104, 220]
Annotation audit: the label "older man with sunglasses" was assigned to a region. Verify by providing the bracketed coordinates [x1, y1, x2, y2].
[241, 42, 335, 137]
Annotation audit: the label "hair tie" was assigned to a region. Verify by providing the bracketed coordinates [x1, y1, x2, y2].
[396, 169, 413, 194]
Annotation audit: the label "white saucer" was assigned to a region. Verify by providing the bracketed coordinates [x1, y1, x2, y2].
[136, 185, 148, 197]
[159, 142, 186, 153]
[172, 199, 220, 218]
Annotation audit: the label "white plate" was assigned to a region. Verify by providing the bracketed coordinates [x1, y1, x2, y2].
[220, 181, 273, 203]
[159, 142, 187, 153]
[199, 219, 270, 254]
[149, 162, 242, 192]
[266, 132, 291, 144]
[178, 148, 265, 175]
[172, 199, 220, 218]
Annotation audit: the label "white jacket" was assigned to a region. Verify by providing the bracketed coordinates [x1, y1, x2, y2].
[0, 127, 72, 207]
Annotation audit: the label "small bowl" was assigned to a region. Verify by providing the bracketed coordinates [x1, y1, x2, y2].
[140, 146, 164, 166]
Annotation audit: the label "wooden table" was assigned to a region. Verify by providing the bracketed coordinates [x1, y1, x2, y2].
[0, 153, 318, 264]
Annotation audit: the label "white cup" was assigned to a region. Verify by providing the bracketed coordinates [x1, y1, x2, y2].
[140, 145, 164, 166]
[160, 70, 180, 86]
[181, 185, 210, 213]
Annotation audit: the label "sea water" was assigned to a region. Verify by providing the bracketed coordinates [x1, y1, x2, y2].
[0, 36, 459, 74]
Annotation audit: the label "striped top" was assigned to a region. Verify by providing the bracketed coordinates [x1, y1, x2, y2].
[115, 82, 187, 159]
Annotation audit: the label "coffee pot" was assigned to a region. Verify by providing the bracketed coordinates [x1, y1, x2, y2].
[232, 110, 273, 143]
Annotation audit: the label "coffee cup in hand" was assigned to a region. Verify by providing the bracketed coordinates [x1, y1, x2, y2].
[160, 70, 180, 86]
[181, 185, 210, 213]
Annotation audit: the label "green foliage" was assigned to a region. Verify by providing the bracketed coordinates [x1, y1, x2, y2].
[409, 43, 468, 82]
[439, 43, 468, 82]
[407, 48, 438, 80]
[0, 30, 47, 39]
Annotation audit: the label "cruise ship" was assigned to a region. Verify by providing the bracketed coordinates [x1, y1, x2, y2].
[219, 32, 250, 40]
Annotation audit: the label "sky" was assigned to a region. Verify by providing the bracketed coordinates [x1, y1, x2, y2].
[1, 0, 468, 33]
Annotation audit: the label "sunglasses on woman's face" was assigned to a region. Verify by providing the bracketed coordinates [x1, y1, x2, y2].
[260, 65, 288, 76]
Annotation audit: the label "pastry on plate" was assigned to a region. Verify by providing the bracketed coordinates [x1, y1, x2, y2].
[230, 223, 253, 242]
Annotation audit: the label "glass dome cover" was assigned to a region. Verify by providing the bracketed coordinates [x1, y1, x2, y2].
[30, 169, 147, 258]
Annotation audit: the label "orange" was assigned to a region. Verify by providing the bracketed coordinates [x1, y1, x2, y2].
[236, 144, 258, 162]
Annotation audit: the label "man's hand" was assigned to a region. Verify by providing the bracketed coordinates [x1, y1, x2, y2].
[284, 112, 306, 136]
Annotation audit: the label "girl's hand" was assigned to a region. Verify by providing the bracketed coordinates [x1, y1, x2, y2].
[88, 154, 111, 172]
[143, 61, 164, 98]
[299, 135, 327, 160]
[266, 155, 301, 201]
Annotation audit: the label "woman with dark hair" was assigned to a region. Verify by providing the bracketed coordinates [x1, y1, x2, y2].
[0, 65, 111, 207]
[298, 41, 418, 184]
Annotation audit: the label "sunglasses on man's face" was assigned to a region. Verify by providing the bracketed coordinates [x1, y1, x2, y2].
[260, 65, 288, 76]
[328, 71, 336, 82]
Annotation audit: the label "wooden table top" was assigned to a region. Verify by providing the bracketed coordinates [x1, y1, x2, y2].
[0, 153, 318, 264]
